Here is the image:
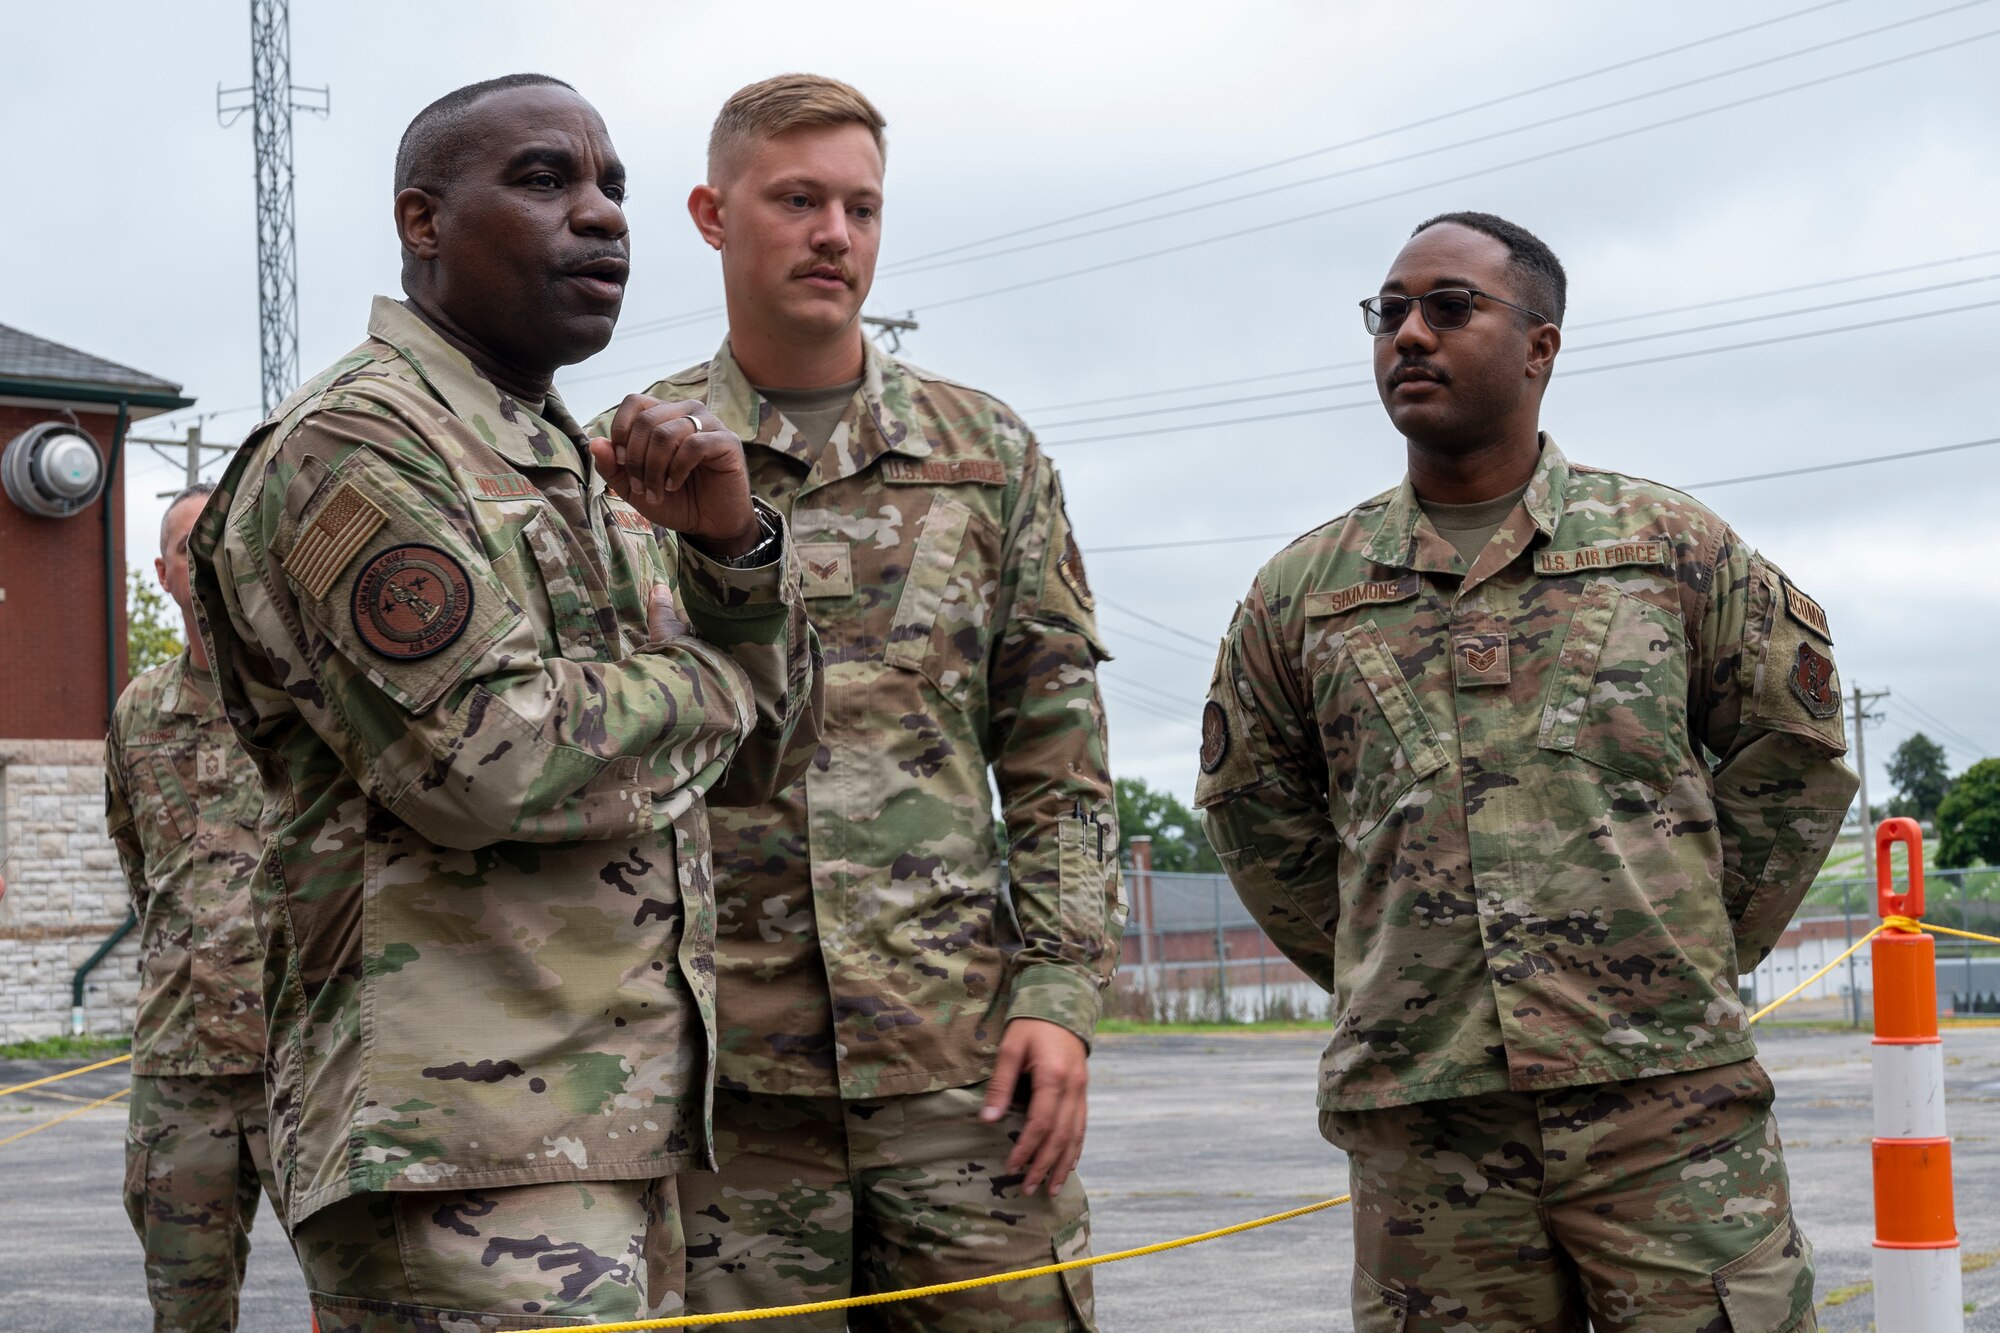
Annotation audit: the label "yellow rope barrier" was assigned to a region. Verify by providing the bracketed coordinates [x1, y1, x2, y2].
[559, 1194, 1353, 1332]
[1746, 922, 1891, 1024]
[0, 913, 1990, 1328]
[0, 1051, 132, 1098]
[0, 1085, 129, 1150]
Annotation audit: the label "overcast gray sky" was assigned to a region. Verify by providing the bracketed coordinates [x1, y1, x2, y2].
[11, 0, 1998, 807]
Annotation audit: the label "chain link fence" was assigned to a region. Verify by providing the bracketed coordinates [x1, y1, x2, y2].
[1111, 865, 2000, 1026]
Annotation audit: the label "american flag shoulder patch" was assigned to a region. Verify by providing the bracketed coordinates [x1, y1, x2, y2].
[285, 482, 388, 600]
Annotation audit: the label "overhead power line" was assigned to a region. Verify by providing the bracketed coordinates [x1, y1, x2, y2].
[1097, 596, 1216, 648]
[1100, 683, 1200, 730]
[912, 27, 2000, 315]
[1084, 435, 2000, 556]
[1044, 297, 2000, 446]
[883, 1, 1989, 283]
[877, 0, 1859, 273]
[1892, 697, 1996, 758]
[1034, 270, 2000, 433]
[598, 2, 1953, 347]
[1023, 246, 2000, 416]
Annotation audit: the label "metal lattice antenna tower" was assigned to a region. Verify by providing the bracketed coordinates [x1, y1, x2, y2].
[219, 1, 328, 415]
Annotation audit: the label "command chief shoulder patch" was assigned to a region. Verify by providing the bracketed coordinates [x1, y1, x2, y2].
[1787, 641, 1840, 719]
[1200, 700, 1231, 774]
[351, 545, 475, 661]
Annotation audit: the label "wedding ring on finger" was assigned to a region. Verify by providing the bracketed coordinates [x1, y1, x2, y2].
[679, 414, 705, 435]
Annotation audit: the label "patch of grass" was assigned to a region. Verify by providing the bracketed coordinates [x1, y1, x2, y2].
[1818, 1279, 1871, 1309]
[0, 1033, 131, 1061]
[1098, 1019, 1327, 1036]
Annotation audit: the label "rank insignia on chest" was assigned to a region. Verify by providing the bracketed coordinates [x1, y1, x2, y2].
[1788, 641, 1840, 718]
[796, 541, 854, 599]
[607, 504, 656, 536]
[1453, 631, 1511, 687]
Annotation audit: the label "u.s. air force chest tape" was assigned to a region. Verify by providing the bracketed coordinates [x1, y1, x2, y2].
[279, 458, 518, 714]
[1746, 556, 1847, 750]
[1533, 539, 1671, 575]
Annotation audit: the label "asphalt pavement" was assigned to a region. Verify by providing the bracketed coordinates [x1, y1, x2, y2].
[3, 1025, 1997, 1330]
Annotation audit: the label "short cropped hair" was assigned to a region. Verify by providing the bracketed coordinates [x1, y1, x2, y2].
[395, 73, 576, 195]
[1412, 211, 1568, 327]
[708, 73, 887, 184]
[160, 481, 215, 555]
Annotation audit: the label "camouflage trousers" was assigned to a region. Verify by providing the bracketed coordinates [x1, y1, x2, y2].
[1321, 1059, 1816, 1333]
[123, 1072, 282, 1333]
[294, 1177, 682, 1331]
[682, 1084, 1095, 1331]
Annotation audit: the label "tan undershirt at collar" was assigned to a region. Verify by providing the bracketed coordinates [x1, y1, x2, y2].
[754, 377, 864, 460]
[1417, 481, 1531, 566]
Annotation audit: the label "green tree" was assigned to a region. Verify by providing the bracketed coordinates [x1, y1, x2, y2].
[1116, 776, 1221, 873]
[1887, 732, 1952, 823]
[127, 567, 182, 676]
[1937, 758, 2000, 869]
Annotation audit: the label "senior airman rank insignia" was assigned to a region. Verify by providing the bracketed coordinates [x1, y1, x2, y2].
[352, 544, 474, 660]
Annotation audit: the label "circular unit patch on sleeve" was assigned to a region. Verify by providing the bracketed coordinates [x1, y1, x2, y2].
[351, 544, 475, 661]
[1199, 699, 1231, 774]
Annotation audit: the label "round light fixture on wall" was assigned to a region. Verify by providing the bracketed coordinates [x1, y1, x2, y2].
[2, 422, 106, 518]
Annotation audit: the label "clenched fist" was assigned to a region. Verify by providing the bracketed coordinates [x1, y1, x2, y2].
[590, 396, 759, 557]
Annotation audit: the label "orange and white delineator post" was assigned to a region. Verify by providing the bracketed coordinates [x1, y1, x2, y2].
[1870, 817, 1962, 1333]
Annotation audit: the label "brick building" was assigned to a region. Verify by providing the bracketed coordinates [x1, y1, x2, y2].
[1, 322, 192, 1042]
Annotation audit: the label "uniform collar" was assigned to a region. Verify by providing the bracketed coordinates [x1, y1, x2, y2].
[159, 650, 215, 719]
[365, 296, 589, 479]
[1365, 433, 1571, 578]
[702, 336, 931, 487]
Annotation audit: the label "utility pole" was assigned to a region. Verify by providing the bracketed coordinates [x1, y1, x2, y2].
[219, 0, 329, 414]
[126, 424, 239, 497]
[1129, 836, 1156, 1008]
[861, 312, 919, 354]
[1848, 684, 1889, 1026]
[1853, 685, 1892, 883]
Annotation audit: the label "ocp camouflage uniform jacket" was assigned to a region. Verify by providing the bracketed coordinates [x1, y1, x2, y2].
[1197, 437, 1858, 1113]
[603, 341, 1122, 1100]
[106, 653, 266, 1077]
[189, 297, 821, 1225]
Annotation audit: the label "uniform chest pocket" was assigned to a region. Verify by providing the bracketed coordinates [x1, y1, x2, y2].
[883, 494, 1002, 711]
[1311, 619, 1448, 843]
[1538, 579, 1690, 793]
[132, 750, 198, 849]
[491, 506, 621, 662]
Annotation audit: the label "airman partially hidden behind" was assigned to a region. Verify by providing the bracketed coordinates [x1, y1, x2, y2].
[109, 482, 282, 1332]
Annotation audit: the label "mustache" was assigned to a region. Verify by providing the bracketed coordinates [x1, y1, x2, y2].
[562, 245, 629, 272]
[792, 253, 858, 284]
[1389, 359, 1450, 387]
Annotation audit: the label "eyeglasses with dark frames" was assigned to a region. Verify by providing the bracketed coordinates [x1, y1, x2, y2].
[1360, 287, 1549, 337]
